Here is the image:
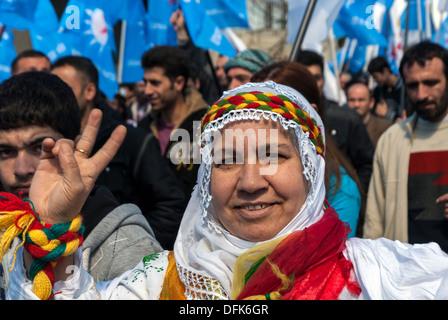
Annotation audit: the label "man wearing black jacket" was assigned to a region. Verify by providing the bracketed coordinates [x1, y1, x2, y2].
[139, 46, 209, 205]
[51, 56, 185, 250]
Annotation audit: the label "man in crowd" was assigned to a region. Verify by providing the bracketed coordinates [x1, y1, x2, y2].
[367, 57, 406, 122]
[364, 41, 448, 252]
[10, 49, 51, 75]
[345, 79, 392, 148]
[224, 49, 273, 90]
[138, 45, 209, 205]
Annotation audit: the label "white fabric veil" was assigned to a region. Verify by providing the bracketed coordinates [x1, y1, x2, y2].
[173, 81, 327, 299]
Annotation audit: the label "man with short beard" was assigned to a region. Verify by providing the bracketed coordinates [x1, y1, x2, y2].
[363, 41, 448, 252]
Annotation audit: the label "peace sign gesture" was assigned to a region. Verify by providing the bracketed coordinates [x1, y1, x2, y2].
[29, 109, 126, 225]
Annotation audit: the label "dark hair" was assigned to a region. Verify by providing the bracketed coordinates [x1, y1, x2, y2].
[399, 41, 448, 81]
[295, 50, 324, 73]
[141, 45, 190, 92]
[52, 55, 99, 89]
[11, 49, 51, 75]
[367, 57, 391, 74]
[0, 71, 81, 140]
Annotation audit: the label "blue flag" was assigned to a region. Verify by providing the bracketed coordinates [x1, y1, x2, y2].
[400, 0, 433, 44]
[400, 0, 429, 31]
[120, 0, 149, 83]
[179, 0, 238, 57]
[333, 0, 388, 47]
[0, 0, 37, 30]
[0, 25, 16, 82]
[328, 40, 366, 75]
[146, 0, 177, 48]
[201, 0, 249, 29]
[433, 15, 448, 49]
[0, 0, 57, 33]
[59, 0, 119, 99]
[29, 29, 78, 63]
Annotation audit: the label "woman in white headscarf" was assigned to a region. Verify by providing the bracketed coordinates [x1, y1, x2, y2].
[5, 81, 448, 300]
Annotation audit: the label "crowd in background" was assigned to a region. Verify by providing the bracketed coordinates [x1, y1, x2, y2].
[0, 5, 448, 301]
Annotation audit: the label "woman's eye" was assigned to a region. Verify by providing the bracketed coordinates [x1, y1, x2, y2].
[260, 153, 283, 164]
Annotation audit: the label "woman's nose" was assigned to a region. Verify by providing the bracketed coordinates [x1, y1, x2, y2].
[236, 163, 269, 194]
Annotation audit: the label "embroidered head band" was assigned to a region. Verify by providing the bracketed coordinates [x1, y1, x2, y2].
[201, 91, 325, 157]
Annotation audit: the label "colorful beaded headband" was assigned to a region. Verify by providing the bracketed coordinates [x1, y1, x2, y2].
[201, 91, 325, 156]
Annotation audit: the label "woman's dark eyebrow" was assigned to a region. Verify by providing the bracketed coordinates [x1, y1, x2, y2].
[259, 143, 292, 152]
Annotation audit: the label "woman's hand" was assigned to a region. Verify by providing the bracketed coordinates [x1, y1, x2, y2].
[28, 109, 126, 225]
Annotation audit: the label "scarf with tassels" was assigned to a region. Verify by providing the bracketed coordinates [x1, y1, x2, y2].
[232, 207, 361, 300]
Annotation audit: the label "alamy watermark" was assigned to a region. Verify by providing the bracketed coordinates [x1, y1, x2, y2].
[64, 5, 80, 30]
[169, 121, 282, 175]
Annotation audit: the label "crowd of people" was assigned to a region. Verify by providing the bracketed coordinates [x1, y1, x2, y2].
[0, 8, 448, 301]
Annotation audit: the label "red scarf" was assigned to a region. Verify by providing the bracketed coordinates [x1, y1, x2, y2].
[237, 208, 361, 300]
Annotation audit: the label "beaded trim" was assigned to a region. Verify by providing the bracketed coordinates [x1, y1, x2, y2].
[176, 263, 229, 300]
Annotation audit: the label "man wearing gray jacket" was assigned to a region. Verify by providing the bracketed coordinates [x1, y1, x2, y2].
[0, 72, 162, 298]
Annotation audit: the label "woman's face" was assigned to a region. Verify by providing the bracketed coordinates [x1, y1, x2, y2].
[209, 119, 308, 242]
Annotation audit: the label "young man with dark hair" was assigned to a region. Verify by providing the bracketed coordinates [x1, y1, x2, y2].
[139, 45, 209, 203]
[364, 41, 448, 252]
[51, 56, 186, 250]
[0, 71, 163, 298]
[10, 49, 51, 75]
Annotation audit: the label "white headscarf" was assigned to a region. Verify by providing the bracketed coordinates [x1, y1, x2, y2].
[173, 81, 327, 299]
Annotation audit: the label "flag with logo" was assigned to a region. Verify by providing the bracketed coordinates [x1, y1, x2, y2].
[333, 0, 388, 47]
[58, 0, 119, 99]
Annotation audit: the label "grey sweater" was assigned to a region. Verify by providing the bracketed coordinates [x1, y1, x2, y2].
[81, 202, 163, 282]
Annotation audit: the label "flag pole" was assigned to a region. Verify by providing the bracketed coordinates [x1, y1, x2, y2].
[0, 25, 5, 45]
[403, 0, 411, 51]
[400, 0, 412, 120]
[328, 27, 342, 105]
[289, 0, 318, 61]
[117, 20, 127, 84]
[416, 0, 423, 41]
